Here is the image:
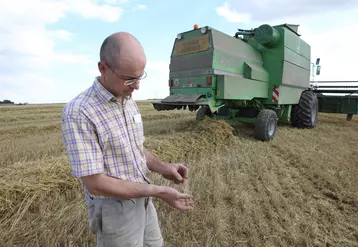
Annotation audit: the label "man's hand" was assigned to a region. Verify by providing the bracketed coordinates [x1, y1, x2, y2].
[161, 163, 189, 184]
[144, 148, 189, 183]
[158, 186, 194, 210]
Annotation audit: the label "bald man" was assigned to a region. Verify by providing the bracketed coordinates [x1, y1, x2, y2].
[61, 32, 193, 247]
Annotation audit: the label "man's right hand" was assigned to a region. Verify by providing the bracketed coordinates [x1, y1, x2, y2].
[81, 174, 194, 210]
[157, 186, 194, 211]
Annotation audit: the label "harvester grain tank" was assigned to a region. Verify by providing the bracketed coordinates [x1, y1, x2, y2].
[152, 24, 321, 141]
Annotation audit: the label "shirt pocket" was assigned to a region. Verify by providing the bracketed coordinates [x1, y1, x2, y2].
[100, 117, 130, 153]
[130, 112, 145, 151]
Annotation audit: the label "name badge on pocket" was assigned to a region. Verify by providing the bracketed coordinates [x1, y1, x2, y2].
[133, 113, 142, 123]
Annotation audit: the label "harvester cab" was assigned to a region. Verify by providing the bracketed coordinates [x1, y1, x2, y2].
[152, 23, 320, 141]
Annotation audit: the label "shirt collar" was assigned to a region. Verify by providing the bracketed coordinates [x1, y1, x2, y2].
[93, 76, 131, 104]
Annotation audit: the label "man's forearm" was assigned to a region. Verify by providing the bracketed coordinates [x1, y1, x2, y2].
[144, 147, 168, 175]
[82, 173, 166, 199]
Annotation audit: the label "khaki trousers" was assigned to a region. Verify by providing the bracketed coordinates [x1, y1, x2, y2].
[86, 195, 163, 247]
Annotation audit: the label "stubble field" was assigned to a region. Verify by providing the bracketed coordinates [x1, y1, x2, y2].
[0, 102, 357, 247]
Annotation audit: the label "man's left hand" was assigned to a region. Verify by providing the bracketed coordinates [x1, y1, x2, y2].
[161, 163, 189, 184]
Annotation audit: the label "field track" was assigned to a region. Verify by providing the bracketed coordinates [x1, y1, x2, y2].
[0, 102, 357, 247]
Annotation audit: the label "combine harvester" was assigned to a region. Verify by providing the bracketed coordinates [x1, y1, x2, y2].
[310, 80, 358, 121]
[152, 23, 322, 141]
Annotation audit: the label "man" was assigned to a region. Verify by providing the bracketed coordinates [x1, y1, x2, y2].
[61, 32, 194, 247]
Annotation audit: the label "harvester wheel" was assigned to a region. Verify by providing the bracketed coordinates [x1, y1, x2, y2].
[196, 106, 211, 120]
[254, 109, 277, 141]
[291, 90, 318, 128]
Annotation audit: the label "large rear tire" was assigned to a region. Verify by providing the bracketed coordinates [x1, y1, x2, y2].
[291, 90, 318, 128]
[254, 109, 277, 141]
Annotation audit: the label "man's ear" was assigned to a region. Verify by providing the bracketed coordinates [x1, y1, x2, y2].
[98, 61, 106, 75]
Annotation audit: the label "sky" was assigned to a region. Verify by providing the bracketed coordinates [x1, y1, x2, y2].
[1, 0, 357, 104]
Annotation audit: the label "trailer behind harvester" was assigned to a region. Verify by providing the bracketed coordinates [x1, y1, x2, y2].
[310, 81, 358, 121]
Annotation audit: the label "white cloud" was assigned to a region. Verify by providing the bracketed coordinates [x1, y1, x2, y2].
[146, 61, 169, 71]
[65, 0, 124, 23]
[133, 61, 170, 100]
[1, 0, 67, 25]
[49, 30, 73, 41]
[0, 73, 58, 104]
[0, 0, 132, 103]
[216, 0, 357, 22]
[299, 22, 358, 81]
[104, 0, 130, 4]
[132, 3, 147, 11]
[216, 1, 358, 81]
[216, 2, 251, 23]
[54, 54, 93, 64]
[0, 0, 124, 69]
[136, 4, 147, 9]
[88, 69, 100, 77]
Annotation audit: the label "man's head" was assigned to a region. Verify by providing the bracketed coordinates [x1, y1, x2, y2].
[97, 32, 147, 100]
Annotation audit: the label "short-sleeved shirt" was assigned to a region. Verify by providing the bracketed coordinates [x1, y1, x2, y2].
[61, 77, 151, 199]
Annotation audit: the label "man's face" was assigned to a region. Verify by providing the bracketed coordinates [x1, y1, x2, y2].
[98, 60, 146, 98]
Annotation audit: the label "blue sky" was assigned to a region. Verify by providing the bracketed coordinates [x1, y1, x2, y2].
[1, 0, 357, 104]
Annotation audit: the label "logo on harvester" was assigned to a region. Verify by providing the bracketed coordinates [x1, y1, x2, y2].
[272, 87, 280, 103]
[174, 79, 180, 87]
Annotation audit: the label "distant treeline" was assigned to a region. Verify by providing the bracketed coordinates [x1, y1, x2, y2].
[0, 100, 29, 105]
[0, 100, 14, 104]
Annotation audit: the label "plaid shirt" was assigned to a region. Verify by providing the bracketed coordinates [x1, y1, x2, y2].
[61, 77, 151, 198]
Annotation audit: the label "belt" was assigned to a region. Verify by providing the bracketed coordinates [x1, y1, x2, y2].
[85, 193, 150, 208]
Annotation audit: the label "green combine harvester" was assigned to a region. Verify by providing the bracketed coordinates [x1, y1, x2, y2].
[152, 23, 322, 141]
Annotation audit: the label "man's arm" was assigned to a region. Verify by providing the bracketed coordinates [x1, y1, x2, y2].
[81, 173, 166, 198]
[144, 147, 189, 183]
[81, 173, 194, 211]
[143, 147, 168, 175]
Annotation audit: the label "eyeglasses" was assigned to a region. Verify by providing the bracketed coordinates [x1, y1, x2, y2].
[106, 63, 147, 86]
[123, 71, 147, 86]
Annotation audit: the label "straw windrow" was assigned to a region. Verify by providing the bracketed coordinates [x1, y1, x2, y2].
[1, 103, 358, 247]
